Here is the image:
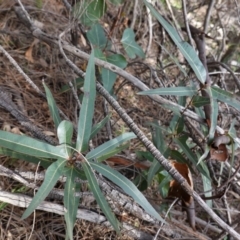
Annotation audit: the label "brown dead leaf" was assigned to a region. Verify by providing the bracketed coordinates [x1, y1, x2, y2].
[210, 143, 228, 161]
[25, 39, 39, 63]
[168, 161, 195, 230]
[11, 127, 22, 135]
[168, 161, 193, 205]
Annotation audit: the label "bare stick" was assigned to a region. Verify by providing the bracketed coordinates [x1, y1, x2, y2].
[130, 0, 138, 29]
[204, 0, 216, 32]
[145, 3, 153, 57]
[182, 0, 194, 46]
[59, 31, 82, 109]
[0, 45, 45, 98]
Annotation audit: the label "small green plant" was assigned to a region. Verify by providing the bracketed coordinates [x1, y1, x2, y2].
[0, 51, 164, 239]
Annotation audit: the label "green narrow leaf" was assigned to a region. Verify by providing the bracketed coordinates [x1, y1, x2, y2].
[201, 165, 212, 208]
[162, 103, 181, 116]
[22, 158, 66, 219]
[95, 50, 127, 93]
[147, 160, 163, 185]
[87, 23, 111, 49]
[121, 28, 145, 59]
[143, 0, 206, 84]
[146, 122, 172, 135]
[161, 44, 187, 77]
[106, 54, 127, 69]
[138, 86, 197, 97]
[194, 107, 208, 136]
[151, 120, 165, 152]
[101, 68, 117, 92]
[158, 171, 171, 198]
[174, 135, 209, 177]
[169, 114, 180, 133]
[228, 119, 237, 138]
[82, 162, 120, 232]
[57, 120, 73, 157]
[192, 96, 210, 107]
[109, 0, 124, 4]
[174, 135, 197, 163]
[147, 148, 170, 185]
[197, 145, 210, 165]
[136, 151, 155, 163]
[0, 131, 67, 159]
[64, 167, 80, 240]
[90, 114, 111, 140]
[86, 132, 136, 160]
[43, 82, 61, 129]
[228, 119, 240, 147]
[207, 87, 218, 141]
[0, 147, 53, 168]
[76, 50, 96, 152]
[211, 86, 240, 111]
[90, 161, 165, 223]
[169, 149, 187, 163]
[101, 54, 127, 92]
[60, 78, 84, 94]
[96, 143, 129, 162]
[148, 121, 167, 184]
[57, 120, 73, 145]
[95, 48, 114, 92]
[75, 0, 107, 26]
[176, 116, 184, 134]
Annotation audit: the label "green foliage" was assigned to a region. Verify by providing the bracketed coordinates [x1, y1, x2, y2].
[64, 167, 81, 240]
[192, 96, 210, 107]
[82, 161, 121, 232]
[121, 28, 145, 59]
[109, 0, 125, 4]
[208, 87, 218, 141]
[22, 158, 67, 219]
[73, 0, 107, 26]
[94, 48, 127, 93]
[143, 0, 206, 84]
[87, 23, 111, 50]
[86, 132, 136, 161]
[4, 0, 240, 237]
[76, 51, 96, 152]
[90, 161, 165, 222]
[138, 86, 198, 97]
[158, 171, 171, 198]
[0, 131, 67, 159]
[60, 78, 84, 94]
[0, 46, 165, 239]
[43, 81, 61, 130]
[160, 44, 187, 77]
[90, 114, 111, 139]
[0, 147, 53, 168]
[211, 86, 240, 111]
[35, 0, 42, 9]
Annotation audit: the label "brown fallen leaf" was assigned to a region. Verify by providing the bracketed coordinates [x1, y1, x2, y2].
[168, 161, 196, 230]
[210, 143, 228, 162]
[168, 161, 193, 205]
[25, 39, 39, 63]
